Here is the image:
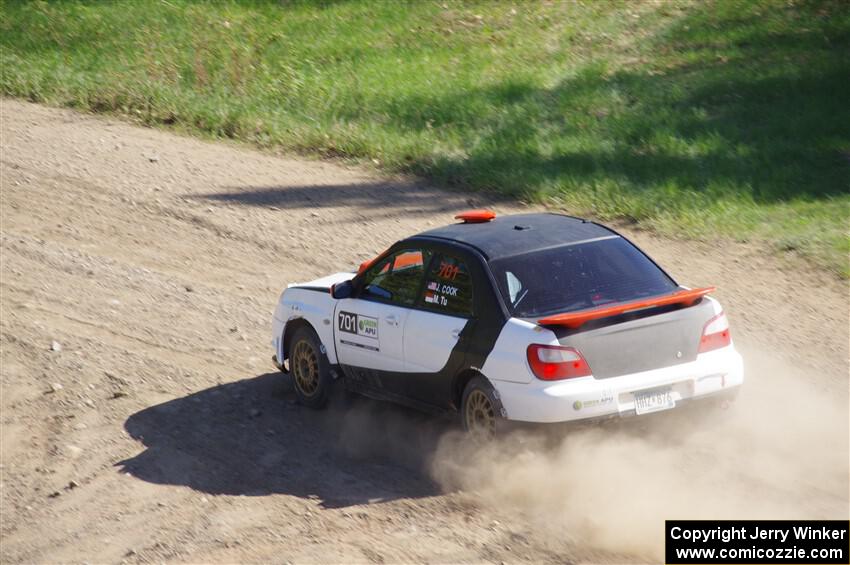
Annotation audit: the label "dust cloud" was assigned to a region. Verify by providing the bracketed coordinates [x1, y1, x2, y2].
[430, 346, 849, 559]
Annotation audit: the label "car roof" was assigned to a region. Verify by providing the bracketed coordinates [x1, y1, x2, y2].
[410, 212, 617, 260]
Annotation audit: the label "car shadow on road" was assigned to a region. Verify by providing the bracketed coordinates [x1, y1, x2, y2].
[189, 180, 508, 222]
[197, 181, 451, 210]
[118, 372, 455, 508]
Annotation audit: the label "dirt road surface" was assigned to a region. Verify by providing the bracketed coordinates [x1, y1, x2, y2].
[1, 99, 847, 564]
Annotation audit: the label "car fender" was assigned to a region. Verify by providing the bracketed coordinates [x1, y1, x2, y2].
[272, 272, 354, 365]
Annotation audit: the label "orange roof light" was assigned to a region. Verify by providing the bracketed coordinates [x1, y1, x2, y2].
[455, 209, 496, 223]
[538, 287, 716, 329]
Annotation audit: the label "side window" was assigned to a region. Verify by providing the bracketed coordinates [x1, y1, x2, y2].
[361, 248, 430, 306]
[421, 254, 474, 317]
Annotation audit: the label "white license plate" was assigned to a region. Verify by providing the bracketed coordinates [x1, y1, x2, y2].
[634, 388, 675, 415]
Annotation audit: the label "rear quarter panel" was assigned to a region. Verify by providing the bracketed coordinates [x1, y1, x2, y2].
[480, 318, 557, 384]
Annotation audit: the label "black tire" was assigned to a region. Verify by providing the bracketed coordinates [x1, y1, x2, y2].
[460, 375, 505, 439]
[289, 326, 333, 409]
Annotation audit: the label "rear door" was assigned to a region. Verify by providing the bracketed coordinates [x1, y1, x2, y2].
[335, 248, 431, 389]
[405, 253, 474, 372]
[402, 252, 475, 405]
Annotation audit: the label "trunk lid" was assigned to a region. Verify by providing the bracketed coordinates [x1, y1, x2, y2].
[550, 299, 715, 379]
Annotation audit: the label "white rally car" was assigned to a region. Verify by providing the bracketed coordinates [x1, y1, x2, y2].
[272, 211, 743, 435]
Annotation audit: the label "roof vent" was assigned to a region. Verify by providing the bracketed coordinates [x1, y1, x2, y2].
[514, 224, 531, 231]
[454, 209, 496, 223]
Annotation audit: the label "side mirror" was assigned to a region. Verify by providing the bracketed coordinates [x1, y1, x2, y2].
[330, 279, 354, 299]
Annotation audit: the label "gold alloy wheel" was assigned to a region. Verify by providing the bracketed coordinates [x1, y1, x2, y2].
[291, 340, 320, 397]
[465, 389, 496, 437]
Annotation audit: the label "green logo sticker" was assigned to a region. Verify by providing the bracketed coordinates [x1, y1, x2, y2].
[357, 316, 378, 338]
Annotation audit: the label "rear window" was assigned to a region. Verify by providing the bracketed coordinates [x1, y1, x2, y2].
[489, 237, 678, 318]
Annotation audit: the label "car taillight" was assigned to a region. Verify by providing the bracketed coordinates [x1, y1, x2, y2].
[526, 344, 592, 380]
[698, 312, 731, 353]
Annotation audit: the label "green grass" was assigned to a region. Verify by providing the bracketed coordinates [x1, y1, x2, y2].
[2, 0, 848, 275]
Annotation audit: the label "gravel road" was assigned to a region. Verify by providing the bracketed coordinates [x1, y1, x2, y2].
[1, 99, 847, 564]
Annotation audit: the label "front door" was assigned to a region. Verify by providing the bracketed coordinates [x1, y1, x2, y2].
[334, 299, 408, 378]
[334, 248, 431, 392]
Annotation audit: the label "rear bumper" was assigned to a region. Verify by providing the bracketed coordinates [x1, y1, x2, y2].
[492, 346, 744, 423]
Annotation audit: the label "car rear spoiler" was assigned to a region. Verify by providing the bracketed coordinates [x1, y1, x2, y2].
[537, 286, 715, 329]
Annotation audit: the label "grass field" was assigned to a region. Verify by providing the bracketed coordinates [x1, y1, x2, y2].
[2, 0, 848, 275]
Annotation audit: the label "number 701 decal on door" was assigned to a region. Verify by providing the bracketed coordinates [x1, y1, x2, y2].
[338, 311, 379, 339]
